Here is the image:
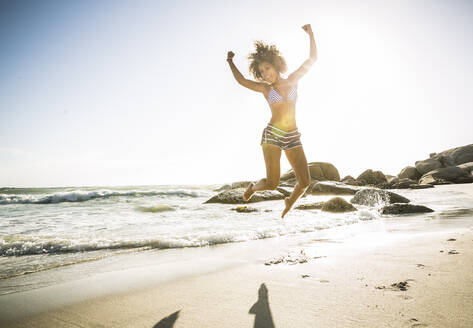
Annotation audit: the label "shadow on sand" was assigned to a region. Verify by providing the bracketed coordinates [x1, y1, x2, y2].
[153, 310, 180, 328]
[249, 283, 276, 328]
[152, 283, 275, 327]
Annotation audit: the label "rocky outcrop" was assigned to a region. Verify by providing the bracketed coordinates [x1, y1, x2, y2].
[205, 188, 285, 204]
[415, 144, 473, 175]
[281, 162, 340, 182]
[419, 166, 473, 185]
[351, 189, 410, 207]
[321, 197, 357, 213]
[380, 204, 434, 215]
[357, 169, 388, 186]
[309, 181, 359, 195]
[397, 166, 421, 181]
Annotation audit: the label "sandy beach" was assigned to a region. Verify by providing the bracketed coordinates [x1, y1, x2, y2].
[1, 184, 473, 328]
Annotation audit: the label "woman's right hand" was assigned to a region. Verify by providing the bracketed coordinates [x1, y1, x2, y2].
[227, 51, 235, 61]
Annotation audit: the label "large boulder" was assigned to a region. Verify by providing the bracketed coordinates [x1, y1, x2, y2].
[397, 166, 421, 181]
[351, 189, 410, 207]
[321, 197, 357, 213]
[415, 144, 473, 175]
[419, 166, 473, 185]
[415, 158, 443, 176]
[281, 162, 340, 182]
[204, 188, 285, 204]
[357, 169, 388, 186]
[439, 144, 473, 165]
[309, 181, 358, 195]
[380, 204, 434, 215]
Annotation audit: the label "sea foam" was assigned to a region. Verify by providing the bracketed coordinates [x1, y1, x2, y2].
[0, 189, 204, 205]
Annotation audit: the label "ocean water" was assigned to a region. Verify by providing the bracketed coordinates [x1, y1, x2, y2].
[1, 184, 473, 294]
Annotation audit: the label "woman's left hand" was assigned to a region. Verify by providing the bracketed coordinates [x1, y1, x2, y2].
[302, 24, 313, 35]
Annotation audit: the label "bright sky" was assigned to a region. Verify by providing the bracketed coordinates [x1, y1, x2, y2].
[1, 0, 473, 187]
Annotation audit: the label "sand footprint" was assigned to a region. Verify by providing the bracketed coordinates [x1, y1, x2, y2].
[408, 318, 428, 327]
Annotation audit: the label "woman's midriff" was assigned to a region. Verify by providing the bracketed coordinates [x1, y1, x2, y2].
[269, 102, 297, 131]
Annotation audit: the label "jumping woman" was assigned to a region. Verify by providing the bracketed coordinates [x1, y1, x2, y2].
[227, 24, 317, 218]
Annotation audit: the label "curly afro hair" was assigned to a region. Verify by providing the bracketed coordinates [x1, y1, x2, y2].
[248, 41, 287, 81]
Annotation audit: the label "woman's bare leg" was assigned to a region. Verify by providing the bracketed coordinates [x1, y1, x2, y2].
[244, 143, 282, 201]
[281, 146, 311, 218]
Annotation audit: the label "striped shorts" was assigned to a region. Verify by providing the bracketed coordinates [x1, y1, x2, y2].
[260, 123, 302, 150]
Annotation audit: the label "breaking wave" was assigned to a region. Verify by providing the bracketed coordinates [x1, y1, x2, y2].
[0, 189, 204, 205]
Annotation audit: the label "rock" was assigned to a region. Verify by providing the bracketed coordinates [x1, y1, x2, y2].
[309, 181, 359, 195]
[418, 175, 452, 185]
[295, 202, 325, 210]
[345, 180, 363, 186]
[281, 162, 340, 182]
[419, 166, 473, 185]
[439, 144, 473, 165]
[230, 181, 254, 189]
[380, 203, 434, 215]
[415, 144, 473, 175]
[321, 197, 357, 213]
[279, 178, 297, 187]
[276, 187, 292, 197]
[385, 175, 397, 184]
[398, 166, 421, 181]
[438, 154, 455, 167]
[351, 189, 410, 207]
[214, 181, 253, 191]
[357, 169, 387, 186]
[204, 188, 285, 204]
[231, 206, 258, 213]
[415, 158, 443, 176]
[341, 175, 363, 186]
[341, 175, 355, 182]
[213, 184, 231, 192]
[458, 162, 473, 174]
[391, 178, 418, 189]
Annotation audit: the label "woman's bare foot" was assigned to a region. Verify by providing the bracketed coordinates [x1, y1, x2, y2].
[243, 182, 255, 201]
[282, 197, 292, 219]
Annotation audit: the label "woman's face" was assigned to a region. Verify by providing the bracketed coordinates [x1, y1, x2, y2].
[258, 62, 279, 84]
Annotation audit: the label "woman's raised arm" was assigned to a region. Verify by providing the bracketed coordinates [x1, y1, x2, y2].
[287, 24, 317, 83]
[227, 51, 266, 93]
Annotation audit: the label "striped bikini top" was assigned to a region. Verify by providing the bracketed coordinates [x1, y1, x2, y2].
[267, 85, 297, 105]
